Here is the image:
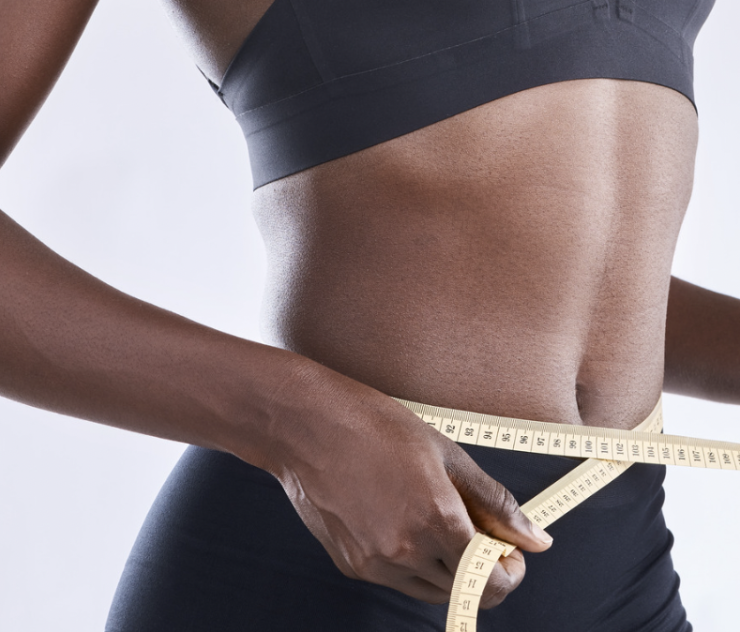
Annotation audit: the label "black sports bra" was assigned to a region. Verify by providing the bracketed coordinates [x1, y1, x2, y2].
[212, 0, 716, 189]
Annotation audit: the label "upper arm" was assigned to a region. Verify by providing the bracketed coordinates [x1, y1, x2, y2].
[159, 0, 274, 85]
[0, 0, 99, 167]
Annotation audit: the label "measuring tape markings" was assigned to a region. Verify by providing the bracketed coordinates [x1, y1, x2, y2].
[397, 399, 740, 470]
[393, 397, 740, 632]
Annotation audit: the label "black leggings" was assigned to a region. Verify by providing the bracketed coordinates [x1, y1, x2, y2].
[106, 444, 691, 631]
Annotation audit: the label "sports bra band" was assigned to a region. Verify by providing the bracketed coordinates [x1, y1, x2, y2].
[212, 0, 716, 189]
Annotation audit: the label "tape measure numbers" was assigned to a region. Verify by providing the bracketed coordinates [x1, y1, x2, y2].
[393, 397, 740, 632]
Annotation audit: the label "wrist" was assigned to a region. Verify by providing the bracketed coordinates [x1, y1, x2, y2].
[213, 341, 327, 474]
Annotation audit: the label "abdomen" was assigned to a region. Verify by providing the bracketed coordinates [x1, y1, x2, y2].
[252, 78, 698, 429]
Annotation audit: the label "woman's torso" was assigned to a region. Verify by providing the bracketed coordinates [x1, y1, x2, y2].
[164, 0, 699, 428]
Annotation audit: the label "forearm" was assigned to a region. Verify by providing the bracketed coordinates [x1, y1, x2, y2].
[664, 276, 740, 403]
[0, 0, 99, 166]
[0, 208, 303, 470]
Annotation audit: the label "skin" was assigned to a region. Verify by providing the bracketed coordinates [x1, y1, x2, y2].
[1, 0, 738, 614]
[0, 0, 100, 167]
[161, 0, 696, 426]
[665, 277, 740, 403]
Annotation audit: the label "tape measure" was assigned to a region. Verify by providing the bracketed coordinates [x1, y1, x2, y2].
[393, 396, 740, 632]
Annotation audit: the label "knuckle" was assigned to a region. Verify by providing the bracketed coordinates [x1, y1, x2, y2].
[429, 499, 473, 542]
[481, 572, 516, 609]
[431, 495, 465, 525]
[426, 594, 449, 606]
[331, 554, 361, 580]
[349, 539, 416, 580]
[490, 484, 521, 524]
[348, 551, 380, 580]
[379, 539, 417, 566]
[448, 516, 475, 547]
[337, 564, 360, 580]
[502, 552, 527, 588]
[348, 560, 374, 582]
[481, 555, 526, 609]
[398, 583, 448, 606]
[481, 581, 510, 609]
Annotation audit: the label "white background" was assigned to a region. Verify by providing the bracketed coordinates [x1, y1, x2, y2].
[0, 1, 738, 630]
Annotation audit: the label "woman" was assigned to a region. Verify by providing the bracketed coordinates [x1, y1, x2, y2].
[2, 0, 737, 630]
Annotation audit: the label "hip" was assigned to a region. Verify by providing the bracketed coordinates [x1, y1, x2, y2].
[107, 440, 689, 631]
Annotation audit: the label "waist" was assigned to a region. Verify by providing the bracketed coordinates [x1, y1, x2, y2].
[260, 288, 666, 428]
[458, 443, 667, 511]
[254, 210, 669, 427]
[250, 80, 695, 429]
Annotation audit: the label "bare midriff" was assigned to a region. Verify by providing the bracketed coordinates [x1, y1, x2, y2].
[161, 0, 699, 430]
[252, 79, 698, 429]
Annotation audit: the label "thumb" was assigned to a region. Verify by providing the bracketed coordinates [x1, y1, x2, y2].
[445, 454, 553, 553]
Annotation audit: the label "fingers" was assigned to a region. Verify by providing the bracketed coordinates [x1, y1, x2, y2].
[388, 557, 522, 609]
[445, 449, 553, 553]
[433, 519, 526, 612]
[438, 525, 527, 611]
[323, 520, 462, 604]
[479, 549, 526, 609]
[399, 554, 525, 609]
[396, 575, 451, 605]
[343, 558, 455, 604]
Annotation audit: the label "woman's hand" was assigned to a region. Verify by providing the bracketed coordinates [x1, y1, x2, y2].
[255, 358, 553, 608]
[0, 203, 552, 609]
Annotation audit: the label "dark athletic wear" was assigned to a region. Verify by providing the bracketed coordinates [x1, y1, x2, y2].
[107, 1, 714, 629]
[211, 0, 716, 188]
[106, 444, 690, 631]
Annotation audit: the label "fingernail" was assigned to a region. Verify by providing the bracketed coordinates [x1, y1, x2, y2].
[531, 522, 553, 544]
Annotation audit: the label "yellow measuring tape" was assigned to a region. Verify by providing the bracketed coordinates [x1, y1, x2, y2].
[394, 396, 740, 632]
